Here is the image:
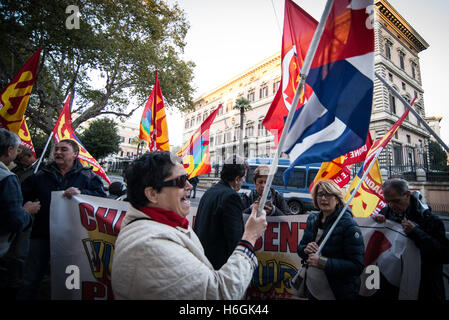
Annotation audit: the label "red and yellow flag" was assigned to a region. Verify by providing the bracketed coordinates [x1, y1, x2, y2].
[344, 99, 416, 217]
[18, 118, 36, 157]
[139, 71, 169, 151]
[52, 94, 111, 185]
[363, 96, 416, 172]
[0, 49, 41, 156]
[309, 133, 373, 192]
[345, 159, 385, 217]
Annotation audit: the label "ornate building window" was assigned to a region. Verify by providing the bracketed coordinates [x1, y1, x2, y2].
[245, 124, 254, 137]
[390, 93, 397, 115]
[273, 80, 280, 94]
[399, 52, 405, 70]
[260, 85, 268, 99]
[411, 62, 417, 79]
[385, 41, 392, 60]
[247, 90, 255, 102]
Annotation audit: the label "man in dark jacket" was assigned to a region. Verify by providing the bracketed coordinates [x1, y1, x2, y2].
[0, 129, 40, 299]
[193, 155, 248, 270]
[241, 165, 292, 216]
[372, 178, 449, 300]
[18, 139, 107, 299]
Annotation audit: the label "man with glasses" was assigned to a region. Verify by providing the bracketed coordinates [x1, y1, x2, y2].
[372, 178, 449, 300]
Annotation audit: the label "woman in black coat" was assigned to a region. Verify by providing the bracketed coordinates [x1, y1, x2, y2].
[297, 180, 365, 300]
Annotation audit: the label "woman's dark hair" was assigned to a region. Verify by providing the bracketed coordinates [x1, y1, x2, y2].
[126, 151, 178, 209]
[220, 154, 248, 182]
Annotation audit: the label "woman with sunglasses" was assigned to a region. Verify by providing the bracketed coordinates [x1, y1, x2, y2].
[297, 180, 365, 300]
[111, 151, 267, 299]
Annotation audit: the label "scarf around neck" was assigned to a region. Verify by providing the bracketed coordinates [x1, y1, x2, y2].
[140, 206, 189, 230]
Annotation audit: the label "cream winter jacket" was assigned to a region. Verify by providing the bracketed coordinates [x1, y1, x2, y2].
[111, 206, 258, 300]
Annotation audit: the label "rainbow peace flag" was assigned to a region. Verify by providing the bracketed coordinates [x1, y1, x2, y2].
[177, 105, 222, 179]
[139, 71, 169, 151]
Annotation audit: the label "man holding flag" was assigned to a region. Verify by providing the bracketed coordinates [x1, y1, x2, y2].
[18, 139, 106, 299]
[371, 178, 449, 300]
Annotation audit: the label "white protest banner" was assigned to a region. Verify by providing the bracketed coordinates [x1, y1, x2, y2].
[50, 191, 129, 300]
[50, 193, 420, 300]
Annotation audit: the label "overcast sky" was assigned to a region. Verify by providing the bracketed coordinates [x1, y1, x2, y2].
[155, 0, 449, 147]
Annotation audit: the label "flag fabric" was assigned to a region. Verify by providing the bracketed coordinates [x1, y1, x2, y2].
[18, 118, 36, 157]
[282, 0, 375, 181]
[345, 159, 385, 217]
[309, 156, 351, 191]
[359, 218, 421, 299]
[262, 0, 317, 146]
[139, 71, 170, 151]
[363, 104, 413, 172]
[0, 49, 41, 154]
[52, 94, 111, 185]
[309, 132, 373, 191]
[344, 106, 413, 218]
[177, 105, 222, 179]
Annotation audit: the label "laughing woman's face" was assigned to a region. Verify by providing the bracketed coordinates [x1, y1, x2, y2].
[152, 163, 193, 218]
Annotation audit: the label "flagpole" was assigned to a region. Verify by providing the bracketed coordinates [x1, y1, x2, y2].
[257, 0, 335, 217]
[375, 72, 449, 153]
[34, 131, 53, 174]
[316, 148, 381, 254]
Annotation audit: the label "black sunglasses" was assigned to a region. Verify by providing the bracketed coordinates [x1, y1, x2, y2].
[161, 174, 189, 189]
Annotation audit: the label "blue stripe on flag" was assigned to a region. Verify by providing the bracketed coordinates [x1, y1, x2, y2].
[282, 58, 373, 185]
[306, 59, 373, 139]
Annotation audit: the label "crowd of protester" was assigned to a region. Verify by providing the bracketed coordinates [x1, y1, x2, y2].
[1, 131, 448, 300]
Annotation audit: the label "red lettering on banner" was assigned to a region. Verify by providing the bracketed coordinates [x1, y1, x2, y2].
[299, 222, 307, 230]
[96, 207, 116, 236]
[113, 211, 127, 234]
[79, 202, 127, 236]
[264, 222, 278, 251]
[279, 222, 298, 253]
[79, 203, 96, 231]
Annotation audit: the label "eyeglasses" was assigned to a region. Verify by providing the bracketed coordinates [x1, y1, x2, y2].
[161, 174, 189, 189]
[316, 192, 334, 199]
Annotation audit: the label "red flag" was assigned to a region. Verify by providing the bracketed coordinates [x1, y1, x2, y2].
[364, 96, 416, 171]
[262, 0, 317, 145]
[0, 49, 41, 154]
[52, 94, 111, 185]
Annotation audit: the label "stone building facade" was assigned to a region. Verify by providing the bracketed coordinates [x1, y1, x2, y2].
[182, 0, 436, 171]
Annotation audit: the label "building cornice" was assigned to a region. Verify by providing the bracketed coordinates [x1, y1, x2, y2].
[192, 51, 281, 108]
[375, 0, 429, 52]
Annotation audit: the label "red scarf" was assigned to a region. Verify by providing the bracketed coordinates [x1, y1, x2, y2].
[140, 206, 189, 230]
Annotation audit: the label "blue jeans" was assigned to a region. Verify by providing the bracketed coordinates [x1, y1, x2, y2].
[17, 238, 50, 300]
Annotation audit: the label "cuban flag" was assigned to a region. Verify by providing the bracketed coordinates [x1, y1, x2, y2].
[282, 0, 374, 182]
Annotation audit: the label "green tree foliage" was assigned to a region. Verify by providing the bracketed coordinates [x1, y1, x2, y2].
[428, 140, 449, 171]
[79, 118, 121, 160]
[0, 0, 195, 134]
